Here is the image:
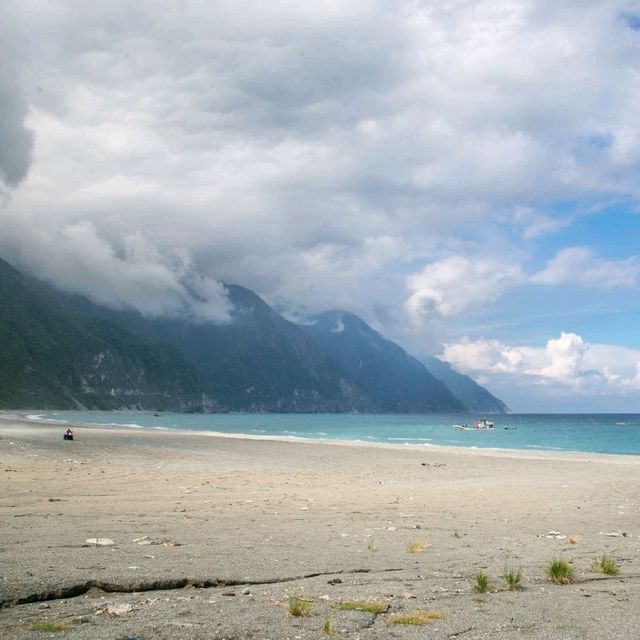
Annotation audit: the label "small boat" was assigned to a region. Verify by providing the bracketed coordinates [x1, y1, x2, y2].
[453, 420, 494, 431]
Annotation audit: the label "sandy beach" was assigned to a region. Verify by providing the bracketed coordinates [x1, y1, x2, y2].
[1, 413, 639, 639]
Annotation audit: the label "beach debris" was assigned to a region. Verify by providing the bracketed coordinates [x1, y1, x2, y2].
[601, 531, 627, 537]
[242, 587, 251, 595]
[106, 603, 133, 616]
[132, 536, 181, 546]
[567, 534, 583, 544]
[328, 578, 342, 585]
[85, 537, 115, 546]
[222, 591, 236, 596]
[545, 531, 566, 540]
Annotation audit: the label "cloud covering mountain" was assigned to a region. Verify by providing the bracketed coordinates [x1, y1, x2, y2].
[1, 1, 640, 410]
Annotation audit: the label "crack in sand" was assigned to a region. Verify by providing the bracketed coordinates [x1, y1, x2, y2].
[0, 567, 404, 608]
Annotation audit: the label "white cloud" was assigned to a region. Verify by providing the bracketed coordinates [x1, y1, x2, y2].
[441, 332, 640, 395]
[531, 247, 640, 288]
[1, 0, 640, 335]
[405, 257, 526, 320]
[0, 219, 232, 322]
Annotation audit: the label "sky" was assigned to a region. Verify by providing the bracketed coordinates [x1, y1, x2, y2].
[1, 0, 640, 412]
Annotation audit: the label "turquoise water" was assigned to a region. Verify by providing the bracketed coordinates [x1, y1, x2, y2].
[31, 411, 640, 456]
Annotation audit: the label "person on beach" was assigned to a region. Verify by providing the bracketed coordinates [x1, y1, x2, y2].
[64, 428, 74, 440]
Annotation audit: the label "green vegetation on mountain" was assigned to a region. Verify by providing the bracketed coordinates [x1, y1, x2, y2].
[63, 284, 372, 412]
[0, 257, 211, 410]
[1, 255, 507, 413]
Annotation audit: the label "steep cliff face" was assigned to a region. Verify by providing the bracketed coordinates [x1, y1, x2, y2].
[302, 311, 466, 412]
[0, 257, 214, 410]
[422, 356, 509, 414]
[64, 284, 373, 412]
[3, 254, 506, 414]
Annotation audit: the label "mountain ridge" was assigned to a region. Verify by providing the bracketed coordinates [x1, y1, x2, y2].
[1, 255, 507, 413]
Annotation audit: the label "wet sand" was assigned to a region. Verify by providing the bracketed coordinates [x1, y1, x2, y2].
[1, 413, 639, 639]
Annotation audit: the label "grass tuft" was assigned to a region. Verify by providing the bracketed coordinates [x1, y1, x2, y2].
[504, 568, 523, 591]
[334, 600, 389, 614]
[407, 539, 428, 554]
[388, 610, 445, 625]
[29, 621, 69, 632]
[474, 571, 491, 593]
[367, 537, 375, 553]
[591, 554, 620, 576]
[322, 615, 334, 635]
[452, 530, 462, 539]
[288, 596, 312, 617]
[547, 558, 575, 584]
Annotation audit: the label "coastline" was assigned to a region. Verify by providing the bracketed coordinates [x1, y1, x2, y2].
[8, 410, 640, 464]
[2, 412, 639, 638]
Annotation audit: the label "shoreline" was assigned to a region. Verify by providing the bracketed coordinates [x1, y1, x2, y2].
[4, 410, 640, 465]
[1, 412, 639, 638]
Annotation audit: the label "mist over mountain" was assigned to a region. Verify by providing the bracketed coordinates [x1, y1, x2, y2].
[1, 255, 507, 413]
[0, 257, 214, 410]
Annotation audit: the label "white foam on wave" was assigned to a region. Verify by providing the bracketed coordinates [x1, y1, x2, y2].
[527, 444, 564, 451]
[26, 414, 69, 424]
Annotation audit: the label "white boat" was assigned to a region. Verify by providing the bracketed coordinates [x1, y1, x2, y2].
[453, 420, 494, 431]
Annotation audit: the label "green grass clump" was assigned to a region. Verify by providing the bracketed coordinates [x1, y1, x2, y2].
[334, 600, 389, 614]
[504, 568, 523, 591]
[367, 537, 375, 552]
[322, 615, 334, 635]
[407, 539, 428, 554]
[474, 571, 491, 593]
[288, 596, 312, 617]
[591, 554, 620, 576]
[452, 530, 462, 538]
[29, 621, 69, 632]
[547, 558, 575, 584]
[388, 610, 445, 625]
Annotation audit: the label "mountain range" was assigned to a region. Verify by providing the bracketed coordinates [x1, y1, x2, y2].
[0, 256, 508, 413]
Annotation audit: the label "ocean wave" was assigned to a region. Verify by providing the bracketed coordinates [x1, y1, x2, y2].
[26, 414, 70, 424]
[386, 437, 433, 442]
[527, 444, 564, 451]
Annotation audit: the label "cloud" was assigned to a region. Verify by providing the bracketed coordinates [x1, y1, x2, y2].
[0, 219, 232, 322]
[0, 9, 33, 190]
[531, 247, 640, 288]
[405, 257, 525, 320]
[441, 332, 640, 395]
[2, 0, 640, 335]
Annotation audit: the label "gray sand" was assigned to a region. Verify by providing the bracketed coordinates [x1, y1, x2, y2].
[1, 413, 639, 639]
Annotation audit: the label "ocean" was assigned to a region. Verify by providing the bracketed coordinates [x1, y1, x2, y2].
[30, 411, 640, 456]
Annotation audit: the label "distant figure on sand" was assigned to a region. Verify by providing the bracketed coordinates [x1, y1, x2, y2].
[63, 428, 74, 441]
